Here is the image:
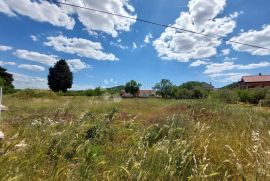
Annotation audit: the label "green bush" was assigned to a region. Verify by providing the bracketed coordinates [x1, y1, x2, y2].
[57, 88, 105, 97]
[237, 88, 268, 104]
[14, 89, 58, 99]
[265, 92, 270, 100]
[215, 89, 240, 104]
[174, 86, 208, 99]
[174, 88, 192, 99]
[191, 86, 208, 99]
[250, 88, 267, 104]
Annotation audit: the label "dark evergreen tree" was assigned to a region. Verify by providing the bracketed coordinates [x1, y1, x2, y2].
[0, 66, 14, 88]
[48, 59, 73, 92]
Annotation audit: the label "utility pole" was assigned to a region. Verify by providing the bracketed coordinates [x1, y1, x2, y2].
[0, 87, 2, 117]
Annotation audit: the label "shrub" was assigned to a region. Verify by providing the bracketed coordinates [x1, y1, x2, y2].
[174, 86, 208, 99]
[215, 89, 240, 104]
[265, 92, 270, 100]
[191, 86, 208, 99]
[174, 88, 192, 99]
[237, 89, 251, 103]
[250, 88, 267, 104]
[14, 89, 58, 99]
[237, 88, 268, 104]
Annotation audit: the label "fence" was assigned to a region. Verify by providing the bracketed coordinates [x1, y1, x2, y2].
[258, 99, 270, 107]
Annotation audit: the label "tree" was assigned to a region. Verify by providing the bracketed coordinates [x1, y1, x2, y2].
[153, 79, 174, 98]
[125, 80, 141, 97]
[215, 89, 240, 104]
[180, 81, 213, 91]
[0, 67, 14, 88]
[48, 59, 73, 92]
[0, 66, 14, 93]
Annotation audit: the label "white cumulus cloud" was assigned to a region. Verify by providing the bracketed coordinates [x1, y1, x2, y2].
[62, 0, 137, 37]
[14, 49, 90, 72]
[229, 25, 270, 56]
[13, 49, 58, 66]
[30, 35, 38, 42]
[0, 61, 16, 66]
[144, 33, 153, 43]
[209, 72, 249, 83]
[44, 35, 118, 61]
[0, 0, 75, 29]
[0, 45, 12, 51]
[189, 60, 208, 67]
[204, 61, 270, 74]
[18, 64, 45, 72]
[67, 59, 91, 72]
[221, 49, 230, 56]
[153, 0, 238, 62]
[11, 72, 48, 89]
[0, 0, 136, 37]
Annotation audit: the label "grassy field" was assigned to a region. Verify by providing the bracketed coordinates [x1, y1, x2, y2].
[0, 95, 270, 180]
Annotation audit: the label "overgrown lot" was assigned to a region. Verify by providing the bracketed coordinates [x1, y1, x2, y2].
[0, 95, 270, 180]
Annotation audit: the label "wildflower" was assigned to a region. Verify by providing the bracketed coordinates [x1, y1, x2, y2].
[0, 130, 4, 141]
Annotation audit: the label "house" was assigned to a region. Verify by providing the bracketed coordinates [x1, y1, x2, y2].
[138, 90, 156, 98]
[239, 74, 270, 89]
[120, 90, 156, 98]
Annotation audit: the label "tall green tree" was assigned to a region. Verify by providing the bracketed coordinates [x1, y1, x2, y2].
[153, 79, 174, 98]
[0, 67, 14, 88]
[125, 80, 141, 97]
[48, 59, 73, 92]
[0, 66, 14, 93]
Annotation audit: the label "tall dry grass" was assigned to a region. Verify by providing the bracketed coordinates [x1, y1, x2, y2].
[0, 95, 270, 180]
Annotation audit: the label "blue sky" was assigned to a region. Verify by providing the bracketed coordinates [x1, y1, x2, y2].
[0, 0, 269, 89]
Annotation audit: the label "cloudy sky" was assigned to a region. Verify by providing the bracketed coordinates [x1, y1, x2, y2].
[0, 0, 270, 89]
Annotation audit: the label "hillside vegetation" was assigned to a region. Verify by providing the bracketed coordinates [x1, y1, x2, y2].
[0, 94, 270, 180]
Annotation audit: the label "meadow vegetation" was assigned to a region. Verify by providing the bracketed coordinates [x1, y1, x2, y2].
[1, 93, 270, 180]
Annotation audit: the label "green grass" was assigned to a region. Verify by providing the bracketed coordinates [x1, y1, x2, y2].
[0, 95, 270, 180]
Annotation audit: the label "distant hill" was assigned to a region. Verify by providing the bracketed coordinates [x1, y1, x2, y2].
[179, 81, 214, 90]
[201, 82, 215, 90]
[106, 85, 125, 94]
[222, 82, 240, 89]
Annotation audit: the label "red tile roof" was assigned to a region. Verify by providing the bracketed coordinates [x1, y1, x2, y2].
[242, 75, 270, 83]
[139, 90, 155, 94]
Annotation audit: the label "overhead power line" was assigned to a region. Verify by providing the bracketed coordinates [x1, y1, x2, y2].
[48, 0, 270, 51]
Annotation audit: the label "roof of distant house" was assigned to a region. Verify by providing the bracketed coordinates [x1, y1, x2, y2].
[139, 90, 155, 94]
[242, 75, 270, 83]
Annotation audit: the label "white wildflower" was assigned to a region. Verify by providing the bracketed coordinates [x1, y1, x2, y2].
[0, 130, 4, 141]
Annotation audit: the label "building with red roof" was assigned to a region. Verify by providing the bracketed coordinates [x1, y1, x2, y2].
[120, 90, 156, 98]
[240, 74, 270, 89]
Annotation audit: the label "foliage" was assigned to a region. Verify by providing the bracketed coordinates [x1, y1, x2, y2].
[85, 87, 104, 96]
[174, 87, 193, 99]
[237, 88, 268, 104]
[153, 79, 174, 98]
[173, 81, 211, 99]
[13, 89, 57, 99]
[214, 89, 240, 104]
[48, 59, 73, 92]
[106, 85, 125, 95]
[125, 80, 141, 97]
[0, 67, 15, 93]
[222, 82, 240, 89]
[179, 81, 213, 91]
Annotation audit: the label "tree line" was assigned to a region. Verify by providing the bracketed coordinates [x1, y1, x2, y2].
[0, 59, 269, 106]
[123, 79, 213, 99]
